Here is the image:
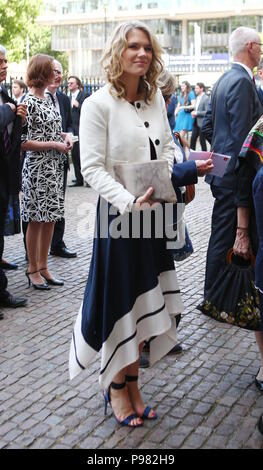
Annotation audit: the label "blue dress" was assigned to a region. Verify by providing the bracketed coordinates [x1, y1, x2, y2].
[69, 140, 184, 389]
[174, 90, 195, 132]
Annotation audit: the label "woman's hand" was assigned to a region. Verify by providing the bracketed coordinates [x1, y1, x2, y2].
[63, 133, 73, 151]
[195, 159, 214, 176]
[233, 228, 251, 260]
[16, 103, 27, 124]
[54, 142, 70, 154]
[133, 187, 156, 210]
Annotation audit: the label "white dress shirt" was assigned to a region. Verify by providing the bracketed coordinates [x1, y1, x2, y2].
[233, 62, 253, 80]
[71, 90, 79, 107]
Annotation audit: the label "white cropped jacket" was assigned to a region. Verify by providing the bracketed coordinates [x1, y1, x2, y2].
[79, 84, 180, 214]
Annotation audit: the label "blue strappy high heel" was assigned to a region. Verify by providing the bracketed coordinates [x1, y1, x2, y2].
[104, 381, 143, 427]
[126, 375, 158, 420]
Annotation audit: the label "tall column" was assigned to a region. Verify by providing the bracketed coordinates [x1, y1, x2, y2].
[181, 19, 188, 55]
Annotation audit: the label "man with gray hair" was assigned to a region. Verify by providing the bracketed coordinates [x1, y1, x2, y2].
[201, 26, 263, 297]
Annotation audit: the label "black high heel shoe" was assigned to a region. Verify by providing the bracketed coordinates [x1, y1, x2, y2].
[125, 375, 158, 420]
[258, 414, 263, 435]
[104, 381, 143, 427]
[39, 268, 64, 286]
[25, 270, 50, 290]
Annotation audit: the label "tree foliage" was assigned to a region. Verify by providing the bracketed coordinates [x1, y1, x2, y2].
[27, 26, 69, 74]
[0, 0, 40, 58]
[0, 0, 68, 71]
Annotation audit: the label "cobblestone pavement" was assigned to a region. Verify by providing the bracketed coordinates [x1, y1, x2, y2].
[0, 169, 263, 450]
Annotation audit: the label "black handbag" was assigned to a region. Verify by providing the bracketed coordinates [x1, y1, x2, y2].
[199, 249, 261, 331]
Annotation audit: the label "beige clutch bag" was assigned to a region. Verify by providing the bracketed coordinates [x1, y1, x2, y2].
[113, 160, 177, 203]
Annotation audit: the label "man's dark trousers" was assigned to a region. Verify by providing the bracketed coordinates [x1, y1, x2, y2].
[71, 141, 83, 185]
[51, 165, 68, 250]
[0, 197, 9, 301]
[204, 185, 237, 296]
[190, 119, 207, 151]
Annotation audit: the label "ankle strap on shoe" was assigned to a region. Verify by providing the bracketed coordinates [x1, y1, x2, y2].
[125, 375, 138, 382]
[26, 269, 39, 275]
[110, 381, 126, 390]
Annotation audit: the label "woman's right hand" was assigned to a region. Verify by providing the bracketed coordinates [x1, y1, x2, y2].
[53, 142, 70, 154]
[195, 159, 214, 176]
[233, 229, 251, 260]
[134, 187, 156, 210]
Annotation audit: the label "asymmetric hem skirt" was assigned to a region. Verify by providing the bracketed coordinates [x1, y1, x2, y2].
[69, 198, 184, 389]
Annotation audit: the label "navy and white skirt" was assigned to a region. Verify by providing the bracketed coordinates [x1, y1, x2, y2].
[69, 198, 183, 389]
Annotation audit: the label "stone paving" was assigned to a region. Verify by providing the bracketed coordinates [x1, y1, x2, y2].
[0, 169, 263, 449]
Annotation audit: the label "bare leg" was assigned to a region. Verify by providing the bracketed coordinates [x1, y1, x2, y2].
[26, 221, 44, 285]
[108, 367, 142, 426]
[38, 222, 55, 279]
[126, 342, 156, 418]
[255, 331, 263, 380]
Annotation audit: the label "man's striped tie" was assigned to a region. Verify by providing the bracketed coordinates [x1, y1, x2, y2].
[2, 127, 11, 154]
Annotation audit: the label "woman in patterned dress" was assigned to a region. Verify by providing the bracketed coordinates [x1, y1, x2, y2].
[21, 54, 71, 289]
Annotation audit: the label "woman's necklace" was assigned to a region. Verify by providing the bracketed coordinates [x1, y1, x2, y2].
[30, 88, 46, 100]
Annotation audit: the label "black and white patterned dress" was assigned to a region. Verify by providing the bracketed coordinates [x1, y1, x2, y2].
[21, 93, 66, 222]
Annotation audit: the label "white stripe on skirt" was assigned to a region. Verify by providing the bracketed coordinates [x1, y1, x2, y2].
[69, 269, 183, 389]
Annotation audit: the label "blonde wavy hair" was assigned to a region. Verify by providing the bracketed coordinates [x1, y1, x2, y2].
[158, 69, 177, 99]
[101, 21, 164, 103]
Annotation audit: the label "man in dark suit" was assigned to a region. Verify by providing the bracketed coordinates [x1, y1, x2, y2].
[0, 45, 27, 316]
[256, 58, 263, 106]
[68, 76, 89, 187]
[47, 61, 77, 258]
[190, 82, 209, 151]
[201, 27, 263, 299]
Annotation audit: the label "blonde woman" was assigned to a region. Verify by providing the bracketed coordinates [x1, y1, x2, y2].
[69, 22, 188, 428]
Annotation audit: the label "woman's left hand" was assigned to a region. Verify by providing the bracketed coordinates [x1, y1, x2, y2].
[233, 229, 251, 260]
[64, 133, 73, 151]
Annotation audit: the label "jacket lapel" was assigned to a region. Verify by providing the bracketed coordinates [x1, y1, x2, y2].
[1, 86, 16, 106]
